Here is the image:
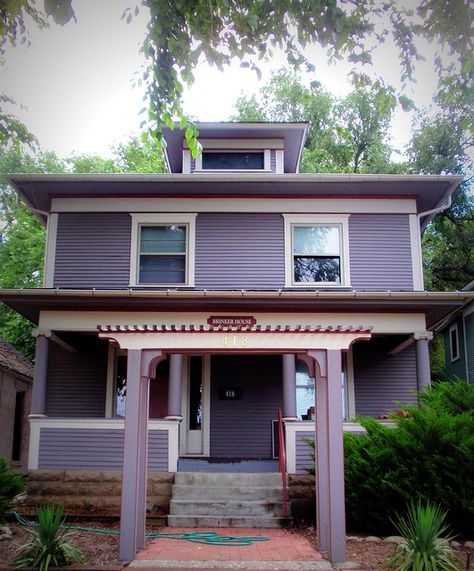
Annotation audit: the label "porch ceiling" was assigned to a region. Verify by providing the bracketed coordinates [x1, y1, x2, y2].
[1, 288, 472, 330]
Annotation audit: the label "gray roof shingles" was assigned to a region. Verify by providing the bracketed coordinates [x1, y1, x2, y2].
[0, 338, 33, 379]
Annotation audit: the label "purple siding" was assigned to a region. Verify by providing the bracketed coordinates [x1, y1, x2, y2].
[54, 213, 131, 289]
[46, 337, 108, 417]
[295, 431, 314, 474]
[210, 355, 283, 458]
[38, 427, 168, 470]
[349, 214, 413, 290]
[195, 213, 285, 289]
[353, 338, 418, 417]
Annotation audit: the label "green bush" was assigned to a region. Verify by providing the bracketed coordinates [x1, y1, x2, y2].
[0, 458, 26, 518]
[306, 381, 474, 536]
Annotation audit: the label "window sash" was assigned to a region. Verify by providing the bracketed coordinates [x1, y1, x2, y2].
[292, 224, 342, 284]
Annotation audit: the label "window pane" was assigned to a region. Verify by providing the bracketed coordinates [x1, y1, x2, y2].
[139, 255, 185, 284]
[294, 257, 340, 283]
[294, 226, 340, 255]
[140, 225, 186, 253]
[202, 152, 264, 170]
[116, 355, 127, 417]
[189, 356, 203, 430]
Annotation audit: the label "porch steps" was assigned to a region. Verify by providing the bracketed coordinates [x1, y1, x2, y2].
[168, 472, 291, 528]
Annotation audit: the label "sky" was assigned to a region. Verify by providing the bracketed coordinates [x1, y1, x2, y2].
[1, 1, 443, 160]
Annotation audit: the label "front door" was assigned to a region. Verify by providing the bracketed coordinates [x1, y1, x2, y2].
[181, 355, 210, 455]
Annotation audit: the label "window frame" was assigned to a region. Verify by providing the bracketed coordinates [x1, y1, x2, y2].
[283, 214, 351, 287]
[129, 213, 197, 287]
[195, 149, 271, 172]
[449, 323, 460, 362]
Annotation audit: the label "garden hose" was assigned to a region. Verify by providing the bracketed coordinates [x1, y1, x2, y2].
[9, 512, 270, 547]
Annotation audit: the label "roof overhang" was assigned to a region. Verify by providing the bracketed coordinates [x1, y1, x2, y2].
[5, 173, 463, 226]
[1, 288, 472, 330]
[162, 122, 309, 174]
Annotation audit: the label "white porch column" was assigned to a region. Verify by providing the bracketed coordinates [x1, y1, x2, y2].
[30, 334, 50, 417]
[119, 349, 148, 562]
[415, 332, 432, 391]
[167, 354, 183, 419]
[282, 354, 297, 420]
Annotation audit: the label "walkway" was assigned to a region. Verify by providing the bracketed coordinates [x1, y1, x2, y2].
[129, 527, 332, 569]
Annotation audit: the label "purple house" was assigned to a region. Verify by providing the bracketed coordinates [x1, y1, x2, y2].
[1, 122, 473, 563]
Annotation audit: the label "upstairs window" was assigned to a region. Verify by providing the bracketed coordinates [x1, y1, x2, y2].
[130, 214, 196, 286]
[202, 151, 264, 170]
[449, 323, 460, 361]
[284, 215, 350, 287]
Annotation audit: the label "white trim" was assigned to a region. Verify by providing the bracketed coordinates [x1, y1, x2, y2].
[52, 197, 417, 214]
[283, 214, 351, 288]
[449, 323, 460, 362]
[28, 420, 40, 470]
[179, 358, 189, 455]
[284, 421, 297, 474]
[182, 150, 191, 174]
[43, 213, 58, 288]
[409, 214, 424, 291]
[129, 213, 197, 287]
[202, 355, 211, 456]
[167, 421, 180, 471]
[346, 347, 356, 420]
[275, 150, 284, 174]
[264, 149, 271, 171]
[105, 344, 115, 418]
[184, 138, 285, 150]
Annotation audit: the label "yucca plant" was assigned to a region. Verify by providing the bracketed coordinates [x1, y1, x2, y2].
[388, 500, 461, 571]
[9, 504, 85, 570]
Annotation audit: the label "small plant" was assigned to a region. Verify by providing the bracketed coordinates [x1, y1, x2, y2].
[9, 504, 85, 570]
[388, 500, 461, 571]
[0, 457, 26, 519]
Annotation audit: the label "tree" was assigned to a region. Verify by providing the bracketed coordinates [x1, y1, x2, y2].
[233, 69, 401, 174]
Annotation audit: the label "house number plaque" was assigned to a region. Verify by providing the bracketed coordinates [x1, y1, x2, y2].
[222, 335, 248, 348]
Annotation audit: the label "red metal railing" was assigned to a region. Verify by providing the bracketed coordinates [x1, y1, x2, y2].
[277, 408, 288, 518]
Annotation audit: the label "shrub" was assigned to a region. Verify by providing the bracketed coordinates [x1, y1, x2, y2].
[0, 458, 26, 518]
[9, 504, 84, 570]
[388, 500, 461, 571]
[305, 381, 474, 536]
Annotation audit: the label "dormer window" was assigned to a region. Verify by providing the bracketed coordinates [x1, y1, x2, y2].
[202, 151, 265, 171]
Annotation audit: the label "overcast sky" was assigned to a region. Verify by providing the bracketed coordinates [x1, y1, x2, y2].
[1, 1, 442, 160]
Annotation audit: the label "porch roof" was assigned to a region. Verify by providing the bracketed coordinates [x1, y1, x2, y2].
[1, 288, 473, 330]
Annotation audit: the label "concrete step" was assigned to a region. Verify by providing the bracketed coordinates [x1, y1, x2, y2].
[174, 472, 282, 487]
[171, 484, 284, 501]
[167, 514, 289, 528]
[170, 499, 287, 517]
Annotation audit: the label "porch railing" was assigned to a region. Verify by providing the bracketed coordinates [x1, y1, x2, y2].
[277, 408, 288, 518]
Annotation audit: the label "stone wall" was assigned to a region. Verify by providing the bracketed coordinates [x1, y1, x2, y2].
[27, 470, 174, 512]
[288, 474, 315, 522]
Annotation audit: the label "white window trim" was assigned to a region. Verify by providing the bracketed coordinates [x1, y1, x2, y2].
[129, 213, 197, 287]
[194, 149, 271, 173]
[449, 323, 460, 362]
[283, 214, 351, 288]
[43, 213, 58, 288]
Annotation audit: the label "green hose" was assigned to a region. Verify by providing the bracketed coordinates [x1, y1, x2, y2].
[8, 512, 270, 547]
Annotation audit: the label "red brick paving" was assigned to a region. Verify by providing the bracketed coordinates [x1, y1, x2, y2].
[136, 527, 323, 562]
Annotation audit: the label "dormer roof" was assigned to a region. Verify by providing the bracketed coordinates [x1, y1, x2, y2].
[163, 122, 308, 173]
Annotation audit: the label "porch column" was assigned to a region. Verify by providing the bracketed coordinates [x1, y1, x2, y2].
[282, 354, 297, 420]
[311, 349, 346, 563]
[119, 349, 148, 562]
[167, 354, 183, 419]
[415, 333, 432, 391]
[30, 333, 50, 417]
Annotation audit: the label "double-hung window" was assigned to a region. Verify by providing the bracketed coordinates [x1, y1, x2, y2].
[449, 323, 460, 362]
[284, 215, 350, 287]
[130, 214, 196, 286]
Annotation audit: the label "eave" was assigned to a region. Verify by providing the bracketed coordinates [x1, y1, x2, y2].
[1, 288, 472, 330]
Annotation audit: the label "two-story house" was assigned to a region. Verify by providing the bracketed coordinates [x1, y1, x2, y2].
[1, 122, 473, 563]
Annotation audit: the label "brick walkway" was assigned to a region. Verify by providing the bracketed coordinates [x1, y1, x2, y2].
[132, 527, 325, 565]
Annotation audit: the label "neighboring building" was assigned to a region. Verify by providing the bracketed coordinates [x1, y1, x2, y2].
[0, 338, 33, 471]
[439, 280, 474, 382]
[1, 122, 473, 563]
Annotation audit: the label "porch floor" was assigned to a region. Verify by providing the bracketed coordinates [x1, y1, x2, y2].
[129, 527, 330, 569]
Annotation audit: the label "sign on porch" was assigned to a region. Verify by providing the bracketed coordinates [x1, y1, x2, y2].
[207, 316, 256, 327]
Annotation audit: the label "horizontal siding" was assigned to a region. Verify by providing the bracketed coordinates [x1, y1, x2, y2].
[210, 355, 283, 458]
[354, 339, 418, 417]
[349, 214, 413, 290]
[466, 313, 474, 383]
[46, 337, 108, 417]
[54, 213, 131, 288]
[295, 431, 314, 475]
[195, 213, 285, 289]
[38, 428, 168, 470]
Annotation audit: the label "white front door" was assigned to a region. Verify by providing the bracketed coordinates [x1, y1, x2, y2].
[180, 355, 210, 455]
